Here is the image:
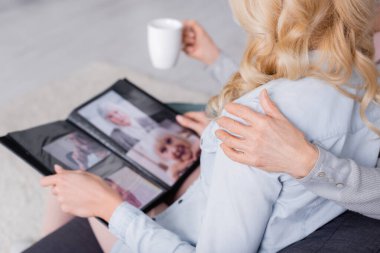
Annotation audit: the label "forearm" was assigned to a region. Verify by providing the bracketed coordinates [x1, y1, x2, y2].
[206, 52, 238, 88]
[299, 147, 380, 219]
[108, 202, 195, 253]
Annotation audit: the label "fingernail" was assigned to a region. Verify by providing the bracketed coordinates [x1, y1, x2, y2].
[176, 115, 184, 122]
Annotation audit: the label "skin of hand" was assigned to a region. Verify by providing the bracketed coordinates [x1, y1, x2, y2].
[40, 165, 123, 222]
[215, 89, 319, 179]
[182, 20, 221, 65]
[176, 111, 211, 136]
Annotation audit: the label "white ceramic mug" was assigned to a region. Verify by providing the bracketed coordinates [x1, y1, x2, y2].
[147, 18, 183, 69]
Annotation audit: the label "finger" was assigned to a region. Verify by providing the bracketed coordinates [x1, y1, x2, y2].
[219, 143, 248, 164]
[216, 116, 250, 136]
[183, 29, 196, 39]
[54, 164, 65, 174]
[60, 204, 70, 214]
[183, 45, 196, 54]
[224, 103, 265, 125]
[185, 31, 196, 38]
[40, 175, 59, 187]
[183, 20, 205, 37]
[215, 129, 247, 150]
[183, 19, 198, 30]
[259, 89, 285, 119]
[183, 111, 209, 123]
[176, 115, 203, 134]
[183, 36, 196, 45]
[51, 186, 58, 196]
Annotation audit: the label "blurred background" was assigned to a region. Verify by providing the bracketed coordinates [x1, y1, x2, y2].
[0, 0, 246, 107]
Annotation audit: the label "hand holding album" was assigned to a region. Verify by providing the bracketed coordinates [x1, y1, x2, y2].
[41, 165, 123, 220]
[1, 79, 201, 211]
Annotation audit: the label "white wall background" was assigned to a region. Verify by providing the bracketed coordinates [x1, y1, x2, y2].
[0, 0, 246, 106]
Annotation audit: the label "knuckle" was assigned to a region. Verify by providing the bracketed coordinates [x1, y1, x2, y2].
[256, 120, 267, 131]
[61, 205, 69, 213]
[229, 155, 239, 163]
[250, 157, 259, 167]
[223, 135, 231, 144]
[252, 135, 262, 146]
[262, 119, 271, 128]
[217, 117, 227, 127]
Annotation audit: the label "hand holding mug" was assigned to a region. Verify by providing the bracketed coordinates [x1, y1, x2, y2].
[182, 20, 220, 65]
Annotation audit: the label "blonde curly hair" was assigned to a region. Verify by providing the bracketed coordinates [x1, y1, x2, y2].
[207, 0, 380, 134]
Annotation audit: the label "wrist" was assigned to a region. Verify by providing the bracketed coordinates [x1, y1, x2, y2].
[293, 142, 319, 179]
[98, 195, 123, 222]
[203, 47, 221, 65]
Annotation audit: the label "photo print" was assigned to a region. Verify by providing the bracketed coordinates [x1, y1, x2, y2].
[127, 119, 201, 185]
[105, 166, 162, 208]
[78, 91, 158, 152]
[43, 132, 110, 170]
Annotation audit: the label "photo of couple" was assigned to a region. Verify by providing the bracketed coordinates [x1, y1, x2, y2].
[43, 132, 110, 170]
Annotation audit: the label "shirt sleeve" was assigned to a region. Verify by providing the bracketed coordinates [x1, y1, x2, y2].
[298, 146, 380, 219]
[196, 141, 282, 252]
[206, 52, 239, 88]
[109, 202, 196, 253]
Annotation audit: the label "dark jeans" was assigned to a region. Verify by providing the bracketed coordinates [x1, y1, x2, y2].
[24, 211, 380, 253]
[24, 218, 103, 253]
[279, 211, 380, 253]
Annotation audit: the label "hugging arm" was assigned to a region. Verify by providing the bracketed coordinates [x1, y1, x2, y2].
[298, 148, 380, 220]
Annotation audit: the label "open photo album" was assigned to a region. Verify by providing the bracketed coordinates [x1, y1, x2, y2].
[0, 79, 201, 211]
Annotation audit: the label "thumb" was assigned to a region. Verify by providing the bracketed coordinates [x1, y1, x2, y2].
[259, 89, 284, 119]
[176, 115, 203, 135]
[54, 165, 65, 174]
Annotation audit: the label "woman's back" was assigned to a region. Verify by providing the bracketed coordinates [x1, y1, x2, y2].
[199, 1, 380, 249]
[197, 72, 380, 252]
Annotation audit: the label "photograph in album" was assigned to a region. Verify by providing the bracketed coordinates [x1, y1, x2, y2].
[43, 132, 110, 170]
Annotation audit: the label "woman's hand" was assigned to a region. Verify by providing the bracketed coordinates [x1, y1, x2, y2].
[176, 111, 210, 136]
[182, 20, 220, 65]
[41, 165, 123, 222]
[215, 90, 319, 179]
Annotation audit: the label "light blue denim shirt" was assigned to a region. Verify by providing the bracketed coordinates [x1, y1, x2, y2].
[209, 53, 380, 220]
[109, 72, 380, 252]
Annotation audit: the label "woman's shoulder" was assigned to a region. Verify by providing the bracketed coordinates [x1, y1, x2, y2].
[233, 77, 359, 141]
[236, 77, 340, 105]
